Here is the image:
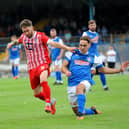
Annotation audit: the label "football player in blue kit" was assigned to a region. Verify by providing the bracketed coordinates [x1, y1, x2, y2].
[62, 36, 129, 120]
[7, 35, 22, 79]
[82, 20, 108, 90]
[49, 28, 64, 85]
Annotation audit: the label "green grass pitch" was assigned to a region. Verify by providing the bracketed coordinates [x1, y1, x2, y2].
[0, 74, 129, 129]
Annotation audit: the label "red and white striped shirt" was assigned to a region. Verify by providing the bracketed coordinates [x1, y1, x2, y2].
[18, 31, 51, 70]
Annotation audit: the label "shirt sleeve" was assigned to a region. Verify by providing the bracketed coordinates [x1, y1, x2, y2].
[18, 34, 24, 44]
[82, 32, 87, 36]
[64, 51, 73, 62]
[18, 44, 21, 49]
[93, 55, 104, 69]
[59, 39, 64, 45]
[41, 32, 50, 45]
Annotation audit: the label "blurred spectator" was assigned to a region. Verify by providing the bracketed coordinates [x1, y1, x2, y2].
[106, 46, 117, 68]
[76, 29, 82, 37]
[64, 29, 72, 43]
[101, 25, 108, 38]
[58, 30, 64, 37]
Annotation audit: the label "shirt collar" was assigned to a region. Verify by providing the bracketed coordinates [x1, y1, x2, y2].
[89, 30, 96, 33]
[79, 50, 89, 55]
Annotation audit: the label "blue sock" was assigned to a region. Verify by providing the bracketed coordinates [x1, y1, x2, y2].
[99, 72, 106, 87]
[58, 71, 62, 81]
[11, 66, 15, 77]
[14, 66, 17, 77]
[77, 94, 86, 114]
[84, 108, 95, 115]
[91, 74, 95, 85]
[15, 66, 19, 76]
[91, 74, 94, 79]
[55, 71, 58, 81]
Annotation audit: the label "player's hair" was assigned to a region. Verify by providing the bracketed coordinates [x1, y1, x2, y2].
[88, 20, 96, 25]
[20, 19, 33, 28]
[80, 36, 91, 44]
[11, 35, 17, 38]
[50, 28, 56, 32]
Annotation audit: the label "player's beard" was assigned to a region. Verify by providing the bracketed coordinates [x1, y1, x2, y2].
[91, 28, 96, 32]
[27, 31, 33, 38]
[80, 49, 87, 54]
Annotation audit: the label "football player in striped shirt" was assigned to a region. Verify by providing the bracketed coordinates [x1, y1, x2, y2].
[7, 19, 77, 115]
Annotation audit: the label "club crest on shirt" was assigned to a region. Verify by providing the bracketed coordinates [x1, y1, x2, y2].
[87, 57, 90, 62]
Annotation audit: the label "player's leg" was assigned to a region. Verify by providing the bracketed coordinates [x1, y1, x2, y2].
[76, 81, 92, 119]
[13, 58, 20, 79]
[82, 81, 101, 115]
[32, 75, 56, 114]
[12, 65, 15, 77]
[40, 70, 51, 112]
[40, 70, 56, 114]
[67, 86, 78, 116]
[10, 59, 15, 78]
[57, 59, 63, 84]
[54, 60, 63, 85]
[99, 62, 109, 90]
[29, 67, 56, 114]
[15, 58, 20, 77]
[33, 85, 45, 101]
[76, 83, 86, 119]
[84, 106, 101, 115]
[91, 68, 96, 85]
[29, 69, 45, 101]
[99, 72, 109, 90]
[55, 64, 60, 84]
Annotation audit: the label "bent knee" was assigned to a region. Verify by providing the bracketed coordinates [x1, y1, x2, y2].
[76, 84, 85, 94]
[33, 85, 41, 96]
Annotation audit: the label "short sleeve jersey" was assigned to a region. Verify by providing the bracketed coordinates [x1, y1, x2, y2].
[18, 31, 51, 70]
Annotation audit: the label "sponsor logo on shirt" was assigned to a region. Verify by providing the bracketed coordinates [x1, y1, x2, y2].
[12, 48, 18, 51]
[74, 60, 89, 65]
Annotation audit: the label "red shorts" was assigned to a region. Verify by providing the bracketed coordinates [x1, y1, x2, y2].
[28, 64, 50, 89]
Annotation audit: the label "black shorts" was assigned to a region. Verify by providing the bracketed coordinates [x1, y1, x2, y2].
[96, 62, 105, 74]
[108, 62, 115, 68]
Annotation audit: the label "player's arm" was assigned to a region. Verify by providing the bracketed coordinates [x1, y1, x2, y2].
[61, 59, 71, 77]
[57, 39, 64, 60]
[7, 40, 19, 49]
[58, 49, 64, 59]
[47, 39, 77, 52]
[82, 32, 87, 36]
[61, 52, 72, 77]
[98, 61, 129, 74]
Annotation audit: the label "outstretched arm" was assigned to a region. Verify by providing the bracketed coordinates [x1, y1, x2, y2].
[98, 61, 129, 74]
[61, 59, 71, 77]
[48, 40, 77, 52]
[7, 40, 19, 49]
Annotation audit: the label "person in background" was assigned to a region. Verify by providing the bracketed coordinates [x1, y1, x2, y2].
[106, 46, 117, 68]
[82, 20, 108, 91]
[6, 35, 22, 79]
[49, 28, 64, 85]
